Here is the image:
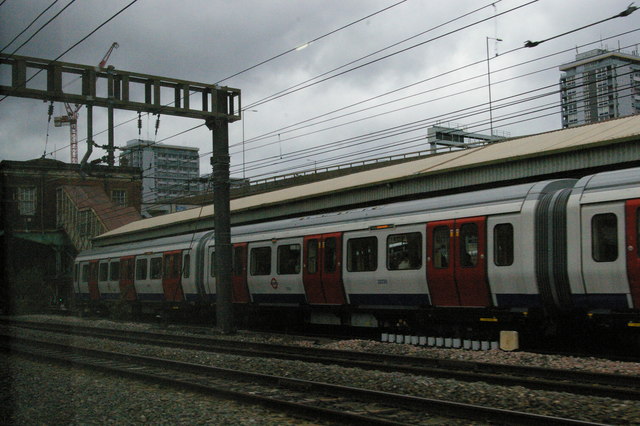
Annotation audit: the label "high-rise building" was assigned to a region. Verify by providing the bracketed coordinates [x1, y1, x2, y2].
[120, 139, 200, 216]
[559, 48, 640, 128]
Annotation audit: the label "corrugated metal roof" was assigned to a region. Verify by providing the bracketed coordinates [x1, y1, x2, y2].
[95, 115, 640, 244]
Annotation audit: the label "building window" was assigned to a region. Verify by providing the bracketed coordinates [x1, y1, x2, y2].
[111, 190, 127, 207]
[16, 187, 36, 216]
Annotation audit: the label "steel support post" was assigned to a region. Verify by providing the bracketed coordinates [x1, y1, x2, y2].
[107, 104, 115, 166]
[206, 109, 234, 334]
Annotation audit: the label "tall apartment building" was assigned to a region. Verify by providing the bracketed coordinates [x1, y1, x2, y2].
[560, 48, 640, 128]
[120, 139, 200, 216]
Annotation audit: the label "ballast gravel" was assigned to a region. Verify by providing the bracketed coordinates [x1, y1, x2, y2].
[2, 315, 640, 425]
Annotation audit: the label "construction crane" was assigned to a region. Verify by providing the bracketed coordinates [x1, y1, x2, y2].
[55, 42, 119, 164]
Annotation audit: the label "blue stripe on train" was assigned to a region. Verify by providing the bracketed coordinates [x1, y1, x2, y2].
[251, 293, 307, 304]
[348, 293, 430, 306]
[495, 294, 543, 308]
[572, 294, 629, 310]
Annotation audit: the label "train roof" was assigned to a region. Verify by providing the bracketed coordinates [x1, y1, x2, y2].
[572, 166, 640, 204]
[80, 179, 574, 256]
[94, 115, 640, 246]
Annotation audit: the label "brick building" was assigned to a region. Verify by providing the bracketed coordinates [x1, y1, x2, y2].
[0, 158, 142, 313]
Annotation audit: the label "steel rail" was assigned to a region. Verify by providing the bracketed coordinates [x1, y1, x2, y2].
[1, 334, 607, 426]
[3, 319, 638, 401]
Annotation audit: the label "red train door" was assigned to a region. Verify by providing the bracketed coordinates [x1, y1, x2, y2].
[162, 251, 184, 302]
[427, 221, 457, 305]
[88, 260, 100, 300]
[455, 217, 490, 306]
[303, 233, 345, 304]
[119, 256, 137, 301]
[625, 199, 640, 308]
[232, 243, 250, 303]
[427, 217, 489, 307]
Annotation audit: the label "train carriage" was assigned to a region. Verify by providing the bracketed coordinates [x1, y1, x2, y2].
[72, 167, 640, 338]
[567, 168, 640, 316]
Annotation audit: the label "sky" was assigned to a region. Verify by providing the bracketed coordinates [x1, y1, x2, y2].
[0, 0, 638, 184]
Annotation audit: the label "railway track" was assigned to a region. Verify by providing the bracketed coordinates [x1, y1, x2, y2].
[2, 333, 608, 426]
[3, 318, 639, 402]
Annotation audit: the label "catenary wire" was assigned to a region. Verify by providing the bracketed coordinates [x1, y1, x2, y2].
[0, 0, 139, 103]
[0, 0, 62, 54]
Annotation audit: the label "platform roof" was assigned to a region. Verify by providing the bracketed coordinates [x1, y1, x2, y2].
[94, 115, 640, 246]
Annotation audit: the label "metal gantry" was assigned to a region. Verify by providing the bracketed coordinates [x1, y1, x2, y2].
[0, 53, 241, 333]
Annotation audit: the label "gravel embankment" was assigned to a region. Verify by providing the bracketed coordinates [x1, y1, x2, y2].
[2, 315, 640, 425]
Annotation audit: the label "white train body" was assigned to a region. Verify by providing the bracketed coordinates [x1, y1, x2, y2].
[74, 167, 640, 332]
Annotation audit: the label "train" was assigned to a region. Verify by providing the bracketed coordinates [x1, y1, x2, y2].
[73, 166, 640, 344]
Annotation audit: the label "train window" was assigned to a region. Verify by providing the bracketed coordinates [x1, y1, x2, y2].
[278, 244, 301, 275]
[460, 224, 478, 268]
[124, 259, 134, 280]
[232, 246, 244, 276]
[120, 259, 131, 280]
[183, 254, 190, 279]
[387, 233, 422, 270]
[637, 208, 640, 258]
[210, 251, 216, 277]
[110, 262, 120, 281]
[325, 237, 337, 273]
[307, 240, 318, 274]
[494, 224, 514, 266]
[164, 254, 181, 279]
[347, 237, 377, 272]
[250, 247, 271, 276]
[89, 263, 98, 282]
[150, 257, 162, 279]
[432, 227, 450, 269]
[99, 263, 108, 282]
[81, 264, 89, 283]
[136, 259, 148, 280]
[592, 213, 618, 262]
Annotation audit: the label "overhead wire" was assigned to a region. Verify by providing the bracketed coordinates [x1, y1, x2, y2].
[57, 0, 519, 161]
[238, 0, 504, 111]
[0, 0, 139, 103]
[242, 0, 538, 110]
[44, 0, 412, 160]
[226, 33, 640, 176]
[100, 82, 639, 225]
[237, 65, 638, 179]
[37, 4, 639, 191]
[239, 24, 640, 150]
[0, 0, 62, 54]
[213, 0, 410, 85]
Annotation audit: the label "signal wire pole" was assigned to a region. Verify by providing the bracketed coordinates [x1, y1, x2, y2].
[207, 90, 234, 334]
